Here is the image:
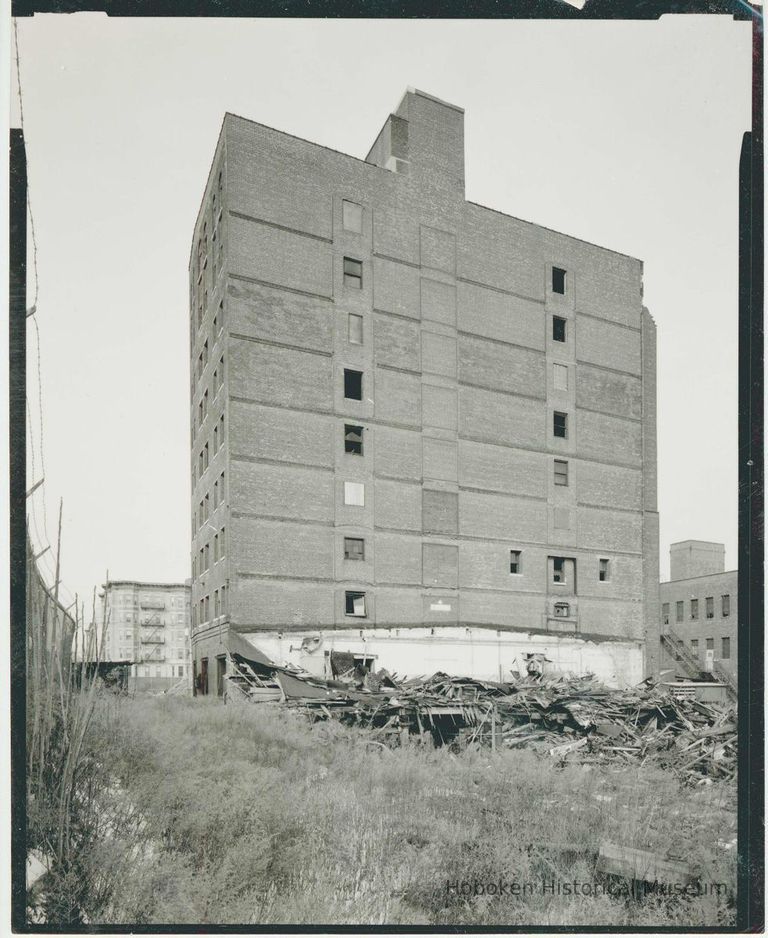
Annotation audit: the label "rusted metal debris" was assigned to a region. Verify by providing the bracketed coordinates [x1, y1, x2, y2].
[232, 660, 736, 784]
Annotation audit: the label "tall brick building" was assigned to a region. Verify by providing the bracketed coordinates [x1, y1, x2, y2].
[189, 88, 659, 692]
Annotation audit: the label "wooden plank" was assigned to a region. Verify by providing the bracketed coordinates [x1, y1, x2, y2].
[597, 843, 696, 885]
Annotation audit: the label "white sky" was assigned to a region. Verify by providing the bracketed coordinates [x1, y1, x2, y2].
[11, 14, 750, 609]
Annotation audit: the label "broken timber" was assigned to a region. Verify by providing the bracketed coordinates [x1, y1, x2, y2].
[224, 650, 737, 783]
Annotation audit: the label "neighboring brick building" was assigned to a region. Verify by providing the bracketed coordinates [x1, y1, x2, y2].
[189, 88, 659, 693]
[659, 541, 737, 687]
[93, 580, 191, 690]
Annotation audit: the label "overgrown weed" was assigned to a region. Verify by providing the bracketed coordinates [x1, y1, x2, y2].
[84, 694, 736, 927]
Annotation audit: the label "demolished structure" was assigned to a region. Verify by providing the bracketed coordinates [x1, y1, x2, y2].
[189, 88, 659, 692]
[223, 633, 735, 786]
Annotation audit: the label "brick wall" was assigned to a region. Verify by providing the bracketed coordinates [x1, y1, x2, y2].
[189, 89, 659, 675]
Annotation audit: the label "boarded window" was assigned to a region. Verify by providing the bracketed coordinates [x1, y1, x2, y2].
[344, 368, 363, 400]
[705, 637, 714, 651]
[721, 594, 730, 617]
[342, 200, 363, 233]
[691, 639, 699, 653]
[690, 598, 699, 619]
[344, 537, 365, 561]
[706, 596, 714, 619]
[662, 603, 670, 624]
[422, 489, 459, 535]
[509, 550, 522, 575]
[344, 424, 363, 455]
[721, 637, 731, 659]
[553, 363, 568, 390]
[676, 601, 684, 623]
[345, 591, 366, 617]
[553, 508, 570, 529]
[343, 257, 363, 288]
[554, 459, 568, 486]
[552, 267, 567, 294]
[599, 559, 610, 582]
[553, 316, 567, 342]
[348, 313, 363, 345]
[553, 412, 568, 439]
[344, 481, 365, 506]
[423, 543, 458, 588]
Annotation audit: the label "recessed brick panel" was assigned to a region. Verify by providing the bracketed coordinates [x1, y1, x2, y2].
[421, 279, 457, 326]
[422, 332, 457, 378]
[423, 437, 458, 483]
[422, 384, 457, 430]
[420, 226, 456, 274]
[374, 314, 421, 372]
[373, 256, 421, 319]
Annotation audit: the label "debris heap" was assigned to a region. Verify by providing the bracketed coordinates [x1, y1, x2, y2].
[229, 657, 736, 784]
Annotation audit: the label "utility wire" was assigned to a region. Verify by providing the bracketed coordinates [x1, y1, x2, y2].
[13, 18, 39, 311]
[14, 18, 76, 613]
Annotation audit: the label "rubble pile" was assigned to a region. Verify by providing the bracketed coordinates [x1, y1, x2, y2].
[253, 664, 736, 785]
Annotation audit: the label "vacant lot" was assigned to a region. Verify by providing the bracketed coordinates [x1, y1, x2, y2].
[82, 693, 736, 927]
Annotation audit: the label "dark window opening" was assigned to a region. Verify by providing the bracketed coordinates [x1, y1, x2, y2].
[344, 537, 365, 561]
[721, 637, 731, 659]
[690, 598, 699, 620]
[344, 369, 363, 401]
[676, 601, 684, 623]
[705, 637, 714, 652]
[553, 411, 568, 439]
[554, 459, 568, 486]
[553, 316, 567, 342]
[552, 266, 567, 295]
[343, 257, 363, 288]
[554, 602, 570, 618]
[662, 603, 670, 625]
[345, 591, 366, 617]
[553, 557, 566, 584]
[599, 559, 610, 582]
[722, 594, 730, 617]
[509, 550, 522, 575]
[199, 657, 209, 696]
[344, 424, 363, 455]
[706, 596, 714, 619]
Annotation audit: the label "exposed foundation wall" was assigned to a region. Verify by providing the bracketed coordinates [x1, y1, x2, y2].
[195, 625, 643, 691]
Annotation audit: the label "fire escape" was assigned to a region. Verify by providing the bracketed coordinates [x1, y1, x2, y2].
[660, 628, 737, 702]
[139, 600, 166, 664]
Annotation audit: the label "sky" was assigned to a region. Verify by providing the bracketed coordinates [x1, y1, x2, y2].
[11, 13, 751, 611]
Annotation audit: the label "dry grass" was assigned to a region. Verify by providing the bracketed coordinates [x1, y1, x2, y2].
[85, 694, 737, 928]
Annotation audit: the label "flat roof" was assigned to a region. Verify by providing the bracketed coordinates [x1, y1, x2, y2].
[670, 539, 725, 548]
[106, 581, 190, 590]
[220, 106, 643, 265]
[661, 570, 737, 585]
